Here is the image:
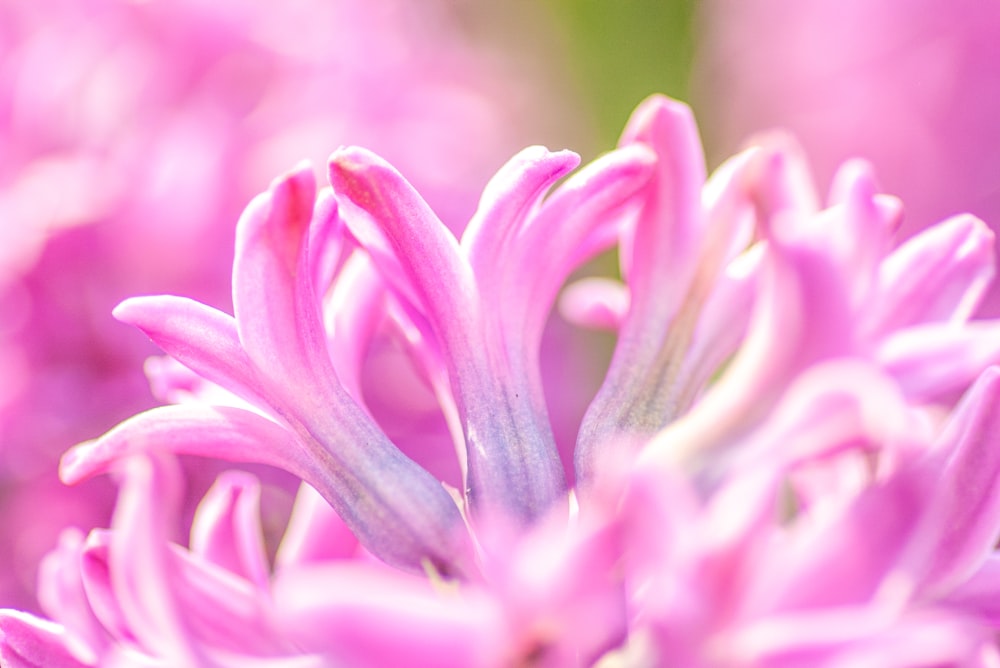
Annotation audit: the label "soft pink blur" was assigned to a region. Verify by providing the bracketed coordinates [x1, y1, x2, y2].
[695, 0, 1000, 313]
[0, 0, 559, 610]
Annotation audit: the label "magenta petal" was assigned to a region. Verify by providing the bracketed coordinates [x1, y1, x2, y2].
[37, 529, 106, 663]
[330, 145, 567, 525]
[60, 406, 311, 486]
[462, 146, 580, 293]
[328, 146, 475, 344]
[190, 472, 271, 590]
[876, 322, 1000, 402]
[114, 295, 267, 409]
[0, 611, 88, 668]
[274, 484, 360, 569]
[867, 214, 995, 335]
[510, 143, 655, 345]
[920, 367, 1000, 594]
[62, 404, 475, 578]
[232, 163, 338, 399]
[940, 554, 1000, 625]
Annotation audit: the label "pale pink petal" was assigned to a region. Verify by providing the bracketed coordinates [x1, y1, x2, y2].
[61, 405, 475, 578]
[113, 295, 268, 410]
[461, 146, 580, 292]
[274, 484, 360, 569]
[509, 143, 655, 347]
[107, 454, 206, 664]
[577, 97, 708, 479]
[330, 145, 566, 525]
[875, 322, 1000, 402]
[231, 163, 335, 401]
[36, 529, 106, 663]
[866, 214, 995, 337]
[189, 472, 271, 590]
[941, 554, 1000, 626]
[558, 277, 629, 331]
[272, 563, 502, 667]
[641, 231, 854, 467]
[0, 611, 88, 668]
[919, 367, 1000, 594]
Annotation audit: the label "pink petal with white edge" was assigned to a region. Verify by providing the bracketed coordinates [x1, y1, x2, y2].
[509, 143, 655, 345]
[60, 405, 310, 486]
[462, 146, 580, 297]
[0, 611, 88, 668]
[231, 162, 340, 404]
[866, 214, 996, 337]
[114, 295, 269, 411]
[37, 529, 106, 663]
[108, 454, 207, 664]
[190, 472, 271, 590]
[919, 367, 1000, 595]
[875, 322, 1000, 402]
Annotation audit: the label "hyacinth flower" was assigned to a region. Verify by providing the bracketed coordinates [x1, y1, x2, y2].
[8, 94, 1000, 665]
[694, 0, 1000, 314]
[0, 0, 549, 611]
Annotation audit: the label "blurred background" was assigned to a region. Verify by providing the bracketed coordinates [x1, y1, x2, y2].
[1, 0, 998, 611]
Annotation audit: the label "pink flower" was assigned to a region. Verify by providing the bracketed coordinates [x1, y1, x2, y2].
[0, 0, 547, 610]
[694, 0, 1000, 314]
[8, 94, 1000, 664]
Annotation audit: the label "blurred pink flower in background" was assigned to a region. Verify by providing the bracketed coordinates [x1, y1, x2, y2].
[694, 0, 1000, 313]
[0, 0, 562, 611]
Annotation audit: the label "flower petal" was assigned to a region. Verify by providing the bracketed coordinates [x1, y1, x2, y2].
[0, 611, 88, 668]
[919, 367, 1000, 594]
[867, 214, 995, 335]
[190, 472, 271, 590]
[62, 404, 475, 578]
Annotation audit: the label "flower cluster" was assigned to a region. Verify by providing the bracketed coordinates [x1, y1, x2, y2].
[695, 0, 1000, 314]
[5, 95, 1000, 666]
[0, 0, 545, 612]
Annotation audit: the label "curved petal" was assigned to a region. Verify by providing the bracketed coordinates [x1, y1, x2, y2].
[920, 367, 1000, 594]
[330, 146, 567, 525]
[867, 214, 996, 336]
[190, 472, 271, 590]
[875, 321, 1000, 402]
[0, 611, 88, 668]
[114, 295, 268, 410]
[62, 405, 476, 578]
[461, 146, 580, 292]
